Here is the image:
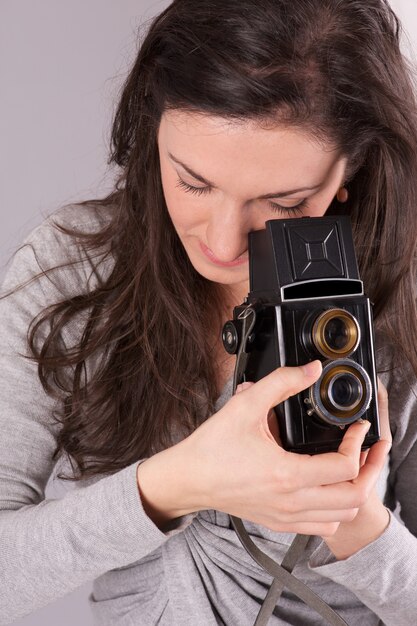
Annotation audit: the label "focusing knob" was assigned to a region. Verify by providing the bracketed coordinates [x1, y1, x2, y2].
[222, 320, 242, 354]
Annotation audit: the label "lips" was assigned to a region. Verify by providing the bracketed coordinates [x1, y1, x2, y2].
[199, 240, 248, 267]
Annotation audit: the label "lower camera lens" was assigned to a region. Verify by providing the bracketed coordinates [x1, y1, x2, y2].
[327, 372, 363, 412]
[308, 359, 372, 426]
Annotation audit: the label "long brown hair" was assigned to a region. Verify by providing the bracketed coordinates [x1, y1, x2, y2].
[10, 0, 417, 480]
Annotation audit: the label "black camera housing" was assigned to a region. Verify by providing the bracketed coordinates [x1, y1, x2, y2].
[222, 216, 380, 454]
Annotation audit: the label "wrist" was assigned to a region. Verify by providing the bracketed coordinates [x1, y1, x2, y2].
[322, 494, 390, 560]
[136, 439, 202, 529]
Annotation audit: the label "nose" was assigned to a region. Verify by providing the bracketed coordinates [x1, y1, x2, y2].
[205, 201, 251, 262]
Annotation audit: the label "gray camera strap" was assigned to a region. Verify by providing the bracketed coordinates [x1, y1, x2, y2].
[230, 306, 348, 626]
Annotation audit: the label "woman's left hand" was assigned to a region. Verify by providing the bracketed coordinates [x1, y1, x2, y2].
[321, 378, 392, 559]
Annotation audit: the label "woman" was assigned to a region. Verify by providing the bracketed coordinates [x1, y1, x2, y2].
[0, 0, 416, 624]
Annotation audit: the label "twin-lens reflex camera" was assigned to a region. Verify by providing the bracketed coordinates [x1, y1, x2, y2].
[222, 216, 380, 454]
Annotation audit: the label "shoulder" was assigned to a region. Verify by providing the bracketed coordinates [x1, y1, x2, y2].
[1, 201, 116, 297]
[376, 335, 417, 472]
[19, 200, 114, 268]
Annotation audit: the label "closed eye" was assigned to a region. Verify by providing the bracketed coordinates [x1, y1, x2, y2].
[175, 178, 211, 196]
[175, 177, 309, 215]
[268, 199, 308, 215]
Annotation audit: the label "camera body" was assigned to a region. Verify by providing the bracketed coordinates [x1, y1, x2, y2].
[222, 216, 380, 454]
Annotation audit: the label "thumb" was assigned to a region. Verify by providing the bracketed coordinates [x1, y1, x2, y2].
[235, 379, 282, 444]
[242, 360, 322, 411]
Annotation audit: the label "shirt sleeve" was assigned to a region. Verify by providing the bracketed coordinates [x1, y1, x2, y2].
[308, 510, 417, 626]
[308, 348, 417, 626]
[0, 206, 194, 625]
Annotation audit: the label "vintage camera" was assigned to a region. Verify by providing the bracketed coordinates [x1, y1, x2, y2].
[222, 216, 380, 454]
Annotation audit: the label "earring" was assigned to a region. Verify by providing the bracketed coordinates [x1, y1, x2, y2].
[336, 186, 349, 203]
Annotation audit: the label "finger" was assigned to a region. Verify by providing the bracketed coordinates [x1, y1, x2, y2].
[235, 382, 254, 394]
[241, 360, 322, 412]
[377, 378, 391, 444]
[294, 419, 371, 487]
[276, 507, 359, 524]
[352, 438, 391, 487]
[275, 485, 358, 512]
[268, 521, 341, 536]
[359, 449, 369, 468]
[278, 454, 386, 516]
[296, 438, 391, 511]
[320, 439, 391, 509]
[266, 408, 282, 444]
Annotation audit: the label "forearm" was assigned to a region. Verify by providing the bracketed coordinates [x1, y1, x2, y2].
[310, 509, 417, 626]
[0, 463, 169, 624]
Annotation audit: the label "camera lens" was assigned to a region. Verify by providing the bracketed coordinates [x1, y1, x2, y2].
[324, 318, 350, 351]
[327, 372, 362, 411]
[311, 309, 360, 358]
[308, 359, 372, 426]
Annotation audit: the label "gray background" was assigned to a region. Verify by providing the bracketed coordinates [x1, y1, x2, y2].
[0, 0, 415, 624]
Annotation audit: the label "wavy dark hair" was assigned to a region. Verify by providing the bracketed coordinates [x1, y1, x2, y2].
[13, 0, 417, 480]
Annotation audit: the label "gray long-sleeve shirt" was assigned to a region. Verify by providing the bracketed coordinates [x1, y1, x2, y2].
[1, 203, 417, 626]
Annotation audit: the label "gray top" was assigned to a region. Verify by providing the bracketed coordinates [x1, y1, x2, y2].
[1, 203, 417, 626]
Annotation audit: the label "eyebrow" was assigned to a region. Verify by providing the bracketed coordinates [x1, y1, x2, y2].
[167, 151, 323, 199]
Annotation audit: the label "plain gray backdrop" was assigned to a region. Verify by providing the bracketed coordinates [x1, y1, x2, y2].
[0, 1, 416, 624]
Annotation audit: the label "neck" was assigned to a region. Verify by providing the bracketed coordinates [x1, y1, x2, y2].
[221, 282, 249, 314]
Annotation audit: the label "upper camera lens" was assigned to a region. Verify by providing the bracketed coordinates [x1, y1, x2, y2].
[324, 317, 350, 351]
[311, 309, 360, 358]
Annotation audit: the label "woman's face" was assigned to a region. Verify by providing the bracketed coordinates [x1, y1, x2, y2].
[157, 109, 347, 301]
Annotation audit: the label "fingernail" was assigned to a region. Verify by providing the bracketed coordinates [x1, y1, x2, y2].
[302, 360, 322, 377]
[235, 382, 253, 394]
[358, 419, 371, 432]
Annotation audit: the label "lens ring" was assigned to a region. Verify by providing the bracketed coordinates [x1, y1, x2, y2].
[308, 359, 372, 426]
[312, 309, 360, 358]
[320, 362, 367, 419]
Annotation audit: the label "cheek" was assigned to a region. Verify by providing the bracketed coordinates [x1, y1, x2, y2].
[160, 167, 192, 230]
[161, 183, 183, 225]
[161, 177, 209, 234]
[164, 189, 208, 235]
[307, 205, 328, 218]
[306, 188, 339, 218]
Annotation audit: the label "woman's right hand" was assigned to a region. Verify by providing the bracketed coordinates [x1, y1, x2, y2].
[137, 361, 384, 536]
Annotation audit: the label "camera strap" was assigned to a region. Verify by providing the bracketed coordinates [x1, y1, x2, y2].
[230, 306, 348, 626]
